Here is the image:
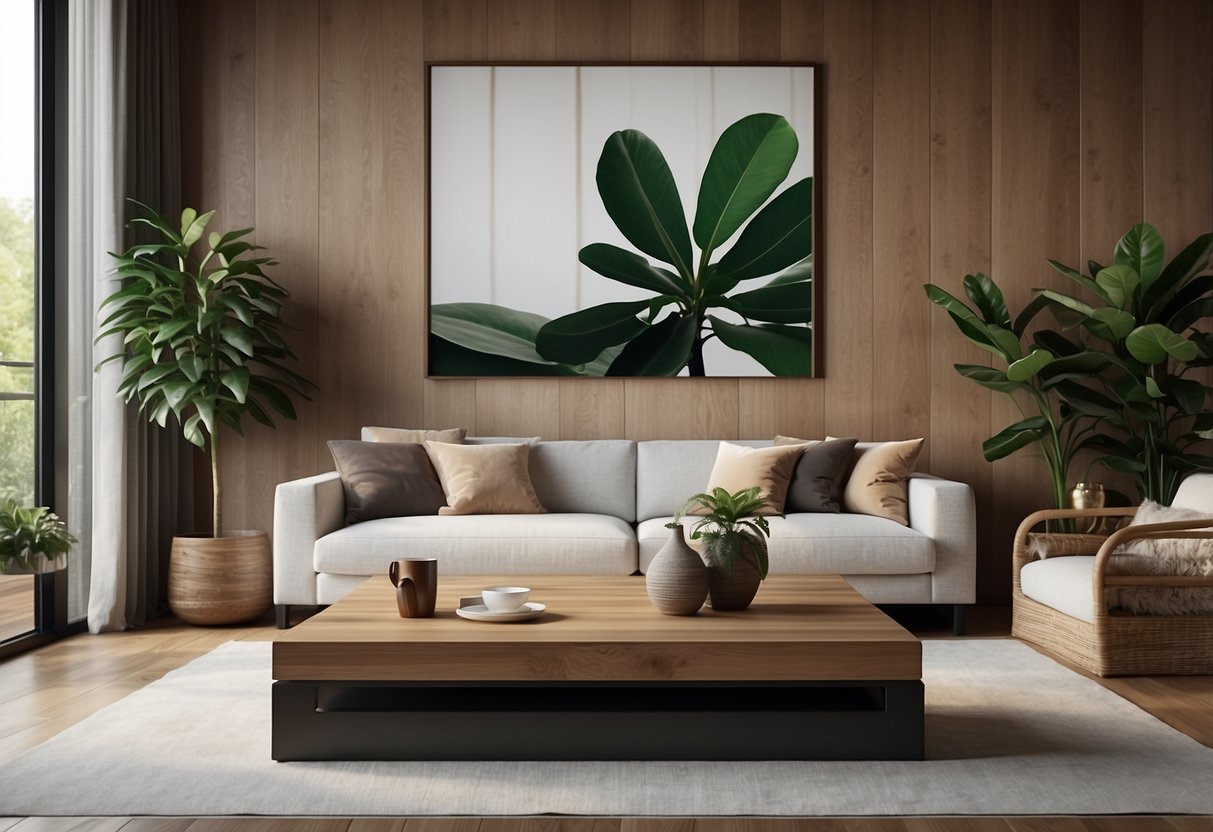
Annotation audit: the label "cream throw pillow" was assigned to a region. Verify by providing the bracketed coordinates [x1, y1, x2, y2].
[424, 441, 546, 516]
[693, 441, 804, 515]
[362, 426, 465, 444]
[827, 436, 924, 526]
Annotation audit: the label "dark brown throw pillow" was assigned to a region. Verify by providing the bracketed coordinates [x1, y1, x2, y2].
[775, 436, 859, 513]
[327, 440, 447, 524]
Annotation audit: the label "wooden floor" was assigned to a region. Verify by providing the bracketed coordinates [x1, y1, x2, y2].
[0, 574, 35, 643]
[1, 606, 1212, 832]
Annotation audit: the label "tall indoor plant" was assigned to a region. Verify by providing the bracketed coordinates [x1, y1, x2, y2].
[1035, 223, 1213, 503]
[925, 274, 1097, 509]
[97, 201, 311, 624]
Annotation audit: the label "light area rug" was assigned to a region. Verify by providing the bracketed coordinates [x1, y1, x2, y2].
[1, 639, 1212, 817]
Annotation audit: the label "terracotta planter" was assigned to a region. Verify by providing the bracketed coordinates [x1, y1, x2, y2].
[168, 531, 271, 625]
[645, 524, 708, 615]
[706, 539, 763, 611]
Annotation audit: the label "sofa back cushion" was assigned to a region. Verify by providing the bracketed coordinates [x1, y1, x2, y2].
[636, 440, 769, 521]
[471, 439, 637, 521]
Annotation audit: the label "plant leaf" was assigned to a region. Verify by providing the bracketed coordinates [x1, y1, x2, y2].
[954, 364, 1029, 394]
[535, 300, 651, 365]
[1006, 348, 1054, 382]
[726, 281, 811, 324]
[715, 177, 812, 281]
[763, 256, 813, 287]
[963, 273, 1011, 328]
[578, 243, 688, 297]
[1095, 264, 1141, 310]
[1047, 259, 1113, 305]
[925, 284, 1023, 361]
[982, 416, 1048, 461]
[430, 303, 560, 367]
[1124, 324, 1198, 364]
[606, 313, 697, 376]
[595, 129, 694, 280]
[707, 316, 812, 376]
[694, 113, 798, 259]
[1114, 223, 1165, 290]
[1144, 232, 1213, 317]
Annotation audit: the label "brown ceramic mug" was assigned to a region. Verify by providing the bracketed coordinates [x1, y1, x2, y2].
[388, 558, 437, 618]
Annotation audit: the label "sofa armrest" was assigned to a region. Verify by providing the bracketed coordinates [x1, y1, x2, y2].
[273, 471, 344, 606]
[907, 474, 976, 604]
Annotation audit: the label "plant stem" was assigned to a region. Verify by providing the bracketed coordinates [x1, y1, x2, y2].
[688, 334, 706, 376]
[210, 431, 222, 537]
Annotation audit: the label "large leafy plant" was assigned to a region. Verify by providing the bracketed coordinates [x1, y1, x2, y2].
[672, 486, 771, 578]
[428, 112, 813, 377]
[1034, 224, 1213, 503]
[925, 274, 1097, 510]
[0, 502, 76, 573]
[97, 201, 312, 535]
[538, 113, 813, 376]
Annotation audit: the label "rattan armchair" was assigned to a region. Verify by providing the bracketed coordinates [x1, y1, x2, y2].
[1012, 488, 1213, 677]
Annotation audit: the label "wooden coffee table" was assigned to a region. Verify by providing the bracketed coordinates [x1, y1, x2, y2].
[272, 574, 923, 761]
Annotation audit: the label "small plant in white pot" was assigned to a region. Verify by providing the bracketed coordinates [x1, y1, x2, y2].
[97, 201, 312, 625]
[0, 502, 76, 575]
[673, 486, 771, 610]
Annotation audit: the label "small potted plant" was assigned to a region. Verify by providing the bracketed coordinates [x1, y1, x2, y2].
[673, 486, 772, 610]
[0, 502, 77, 575]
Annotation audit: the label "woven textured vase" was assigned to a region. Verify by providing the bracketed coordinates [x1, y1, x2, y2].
[706, 539, 763, 611]
[645, 524, 709, 615]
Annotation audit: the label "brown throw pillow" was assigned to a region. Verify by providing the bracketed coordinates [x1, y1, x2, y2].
[773, 436, 859, 513]
[424, 441, 547, 516]
[327, 440, 447, 524]
[692, 441, 804, 515]
[828, 437, 924, 525]
[361, 426, 466, 444]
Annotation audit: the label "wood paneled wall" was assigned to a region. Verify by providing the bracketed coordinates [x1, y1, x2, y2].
[179, 0, 1213, 602]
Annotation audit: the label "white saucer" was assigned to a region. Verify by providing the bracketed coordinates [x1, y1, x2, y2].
[456, 601, 546, 623]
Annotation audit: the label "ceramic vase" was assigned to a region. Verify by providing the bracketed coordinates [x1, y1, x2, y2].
[706, 539, 763, 611]
[646, 524, 709, 615]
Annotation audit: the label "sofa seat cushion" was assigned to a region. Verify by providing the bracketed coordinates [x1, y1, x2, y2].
[313, 512, 637, 576]
[637, 514, 935, 574]
[1020, 556, 1097, 623]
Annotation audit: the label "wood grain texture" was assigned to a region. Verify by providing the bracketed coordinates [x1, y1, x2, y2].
[0, 575, 34, 643]
[871, 0, 930, 443]
[1143, 0, 1213, 244]
[990, 0, 1080, 600]
[928, 0, 994, 598]
[178, 1, 1213, 602]
[272, 574, 922, 681]
[554, 0, 632, 60]
[821, 0, 874, 440]
[624, 379, 739, 439]
[559, 379, 625, 438]
[238, 0, 321, 537]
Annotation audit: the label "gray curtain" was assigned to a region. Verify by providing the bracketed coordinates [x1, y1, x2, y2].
[83, 0, 193, 632]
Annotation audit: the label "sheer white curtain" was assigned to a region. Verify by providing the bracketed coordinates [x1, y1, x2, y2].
[70, 0, 190, 633]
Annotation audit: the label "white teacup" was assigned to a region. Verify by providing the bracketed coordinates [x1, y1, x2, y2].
[481, 586, 530, 612]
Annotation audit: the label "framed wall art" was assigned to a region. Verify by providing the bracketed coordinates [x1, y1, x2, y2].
[427, 63, 817, 378]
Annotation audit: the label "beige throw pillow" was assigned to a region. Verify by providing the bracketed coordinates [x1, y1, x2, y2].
[828, 436, 924, 526]
[362, 426, 466, 444]
[424, 441, 546, 516]
[693, 441, 804, 515]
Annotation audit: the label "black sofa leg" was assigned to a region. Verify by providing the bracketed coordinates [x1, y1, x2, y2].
[276, 604, 290, 629]
[951, 604, 966, 636]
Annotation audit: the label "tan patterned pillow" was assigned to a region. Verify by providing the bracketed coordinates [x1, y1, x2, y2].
[691, 441, 804, 515]
[424, 441, 546, 516]
[362, 426, 466, 444]
[828, 436, 924, 525]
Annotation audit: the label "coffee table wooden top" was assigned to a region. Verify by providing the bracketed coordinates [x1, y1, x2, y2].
[273, 574, 921, 682]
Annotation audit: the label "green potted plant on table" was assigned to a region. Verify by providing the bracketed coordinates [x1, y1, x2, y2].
[96, 201, 312, 625]
[0, 502, 76, 575]
[673, 486, 772, 611]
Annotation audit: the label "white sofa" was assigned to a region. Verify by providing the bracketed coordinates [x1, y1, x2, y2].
[273, 437, 976, 629]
